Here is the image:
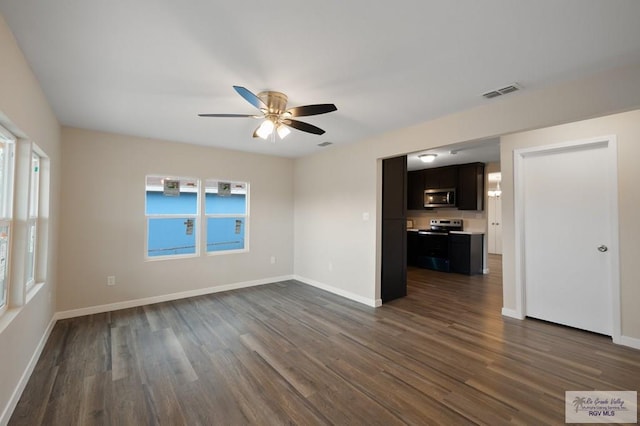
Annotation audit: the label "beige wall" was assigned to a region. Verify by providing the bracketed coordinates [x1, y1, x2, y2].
[294, 61, 640, 342]
[293, 141, 378, 304]
[500, 110, 640, 339]
[0, 14, 61, 422]
[58, 128, 294, 312]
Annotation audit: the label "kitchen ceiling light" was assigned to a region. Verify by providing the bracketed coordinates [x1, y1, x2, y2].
[419, 154, 437, 163]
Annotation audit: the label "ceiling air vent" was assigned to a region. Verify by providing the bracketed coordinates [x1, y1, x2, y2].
[317, 141, 333, 147]
[482, 91, 501, 99]
[482, 83, 522, 99]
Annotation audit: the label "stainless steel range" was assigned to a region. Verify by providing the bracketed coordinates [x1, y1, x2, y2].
[418, 219, 463, 235]
[416, 219, 463, 272]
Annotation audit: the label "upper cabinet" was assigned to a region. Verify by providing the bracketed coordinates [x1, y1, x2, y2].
[407, 162, 485, 211]
[424, 166, 457, 189]
[407, 170, 425, 210]
[456, 162, 485, 211]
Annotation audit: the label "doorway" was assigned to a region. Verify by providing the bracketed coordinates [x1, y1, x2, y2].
[514, 136, 620, 336]
[487, 172, 502, 255]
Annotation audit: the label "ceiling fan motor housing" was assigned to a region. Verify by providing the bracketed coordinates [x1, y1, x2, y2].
[258, 91, 289, 116]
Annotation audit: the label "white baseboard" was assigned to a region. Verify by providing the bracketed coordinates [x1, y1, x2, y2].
[1, 316, 56, 426]
[483, 268, 490, 274]
[55, 275, 294, 320]
[293, 275, 381, 307]
[500, 310, 640, 351]
[501, 307, 524, 320]
[613, 335, 640, 350]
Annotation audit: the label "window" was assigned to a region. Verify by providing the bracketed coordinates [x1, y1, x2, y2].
[145, 176, 200, 259]
[25, 152, 40, 290]
[0, 127, 15, 312]
[145, 175, 249, 260]
[205, 180, 248, 253]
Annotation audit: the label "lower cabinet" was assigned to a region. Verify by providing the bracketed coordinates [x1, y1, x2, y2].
[449, 233, 484, 275]
[407, 231, 419, 266]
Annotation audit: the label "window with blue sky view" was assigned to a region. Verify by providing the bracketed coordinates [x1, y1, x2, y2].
[145, 176, 248, 259]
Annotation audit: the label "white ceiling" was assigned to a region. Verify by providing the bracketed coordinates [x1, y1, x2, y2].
[407, 138, 500, 171]
[1, 1, 640, 158]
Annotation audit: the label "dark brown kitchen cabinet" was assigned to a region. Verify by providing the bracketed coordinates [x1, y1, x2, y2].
[449, 233, 483, 275]
[382, 156, 407, 303]
[408, 162, 484, 210]
[456, 162, 485, 210]
[407, 231, 419, 266]
[407, 170, 425, 210]
[424, 166, 457, 189]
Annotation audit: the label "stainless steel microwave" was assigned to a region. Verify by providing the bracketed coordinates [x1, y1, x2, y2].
[424, 188, 456, 208]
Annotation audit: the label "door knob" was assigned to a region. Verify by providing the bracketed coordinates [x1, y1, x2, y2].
[597, 245, 608, 252]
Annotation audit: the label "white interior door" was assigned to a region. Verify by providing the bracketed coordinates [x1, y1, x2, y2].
[488, 195, 502, 254]
[522, 140, 615, 335]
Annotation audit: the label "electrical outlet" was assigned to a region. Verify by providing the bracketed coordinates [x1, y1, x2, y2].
[107, 276, 116, 286]
[328, 262, 333, 272]
[270, 256, 276, 265]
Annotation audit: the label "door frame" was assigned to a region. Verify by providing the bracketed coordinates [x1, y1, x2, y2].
[513, 135, 621, 340]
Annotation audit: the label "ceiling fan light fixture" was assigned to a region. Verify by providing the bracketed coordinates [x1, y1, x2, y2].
[419, 153, 437, 163]
[199, 86, 337, 140]
[256, 119, 275, 139]
[276, 124, 291, 139]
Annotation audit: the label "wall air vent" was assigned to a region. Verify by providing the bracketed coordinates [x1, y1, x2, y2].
[317, 141, 333, 147]
[482, 83, 522, 99]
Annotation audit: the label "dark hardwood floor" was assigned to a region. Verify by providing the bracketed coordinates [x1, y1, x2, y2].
[10, 255, 640, 425]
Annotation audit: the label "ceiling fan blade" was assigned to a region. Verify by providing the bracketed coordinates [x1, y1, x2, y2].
[286, 104, 337, 117]
[282, 119, 326, 135]
[198, 113, 257, 118]
[233, 86, 267, 110]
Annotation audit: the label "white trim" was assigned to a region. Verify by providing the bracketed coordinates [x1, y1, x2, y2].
[605, 137, 622, 344]
[614, 335, 640, 351]
[0, 316, 56, 426]
[25, 281, 44, 304]
[513, 135, 621, 340]
[501, 307, 524, 320]
[55, 275, 294, 319]
[513, 148, 526, 319]
[294, 275, 382, 307]
[55, 275, 385, 319]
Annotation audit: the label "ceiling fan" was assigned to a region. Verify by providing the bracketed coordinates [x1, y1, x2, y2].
[199, 86, 337, 140]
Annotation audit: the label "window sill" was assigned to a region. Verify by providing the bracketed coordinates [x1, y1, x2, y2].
[144, 253, 199, 262]
[26, 281, 45, 304]
[0, 282, 46, 334]
[0, 306, 20, 334]
[206, 248, 249, 256]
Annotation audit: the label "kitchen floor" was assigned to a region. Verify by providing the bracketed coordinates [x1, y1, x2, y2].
[407, 253, 503, 308]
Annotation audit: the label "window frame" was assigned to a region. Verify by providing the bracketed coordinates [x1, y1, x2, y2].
[204, 179, 249, 256]
[0, 126, 16, 314]
[25, 151, 40, 292]
[144, 175, 250, 261]
[145, 175, 201, 261]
